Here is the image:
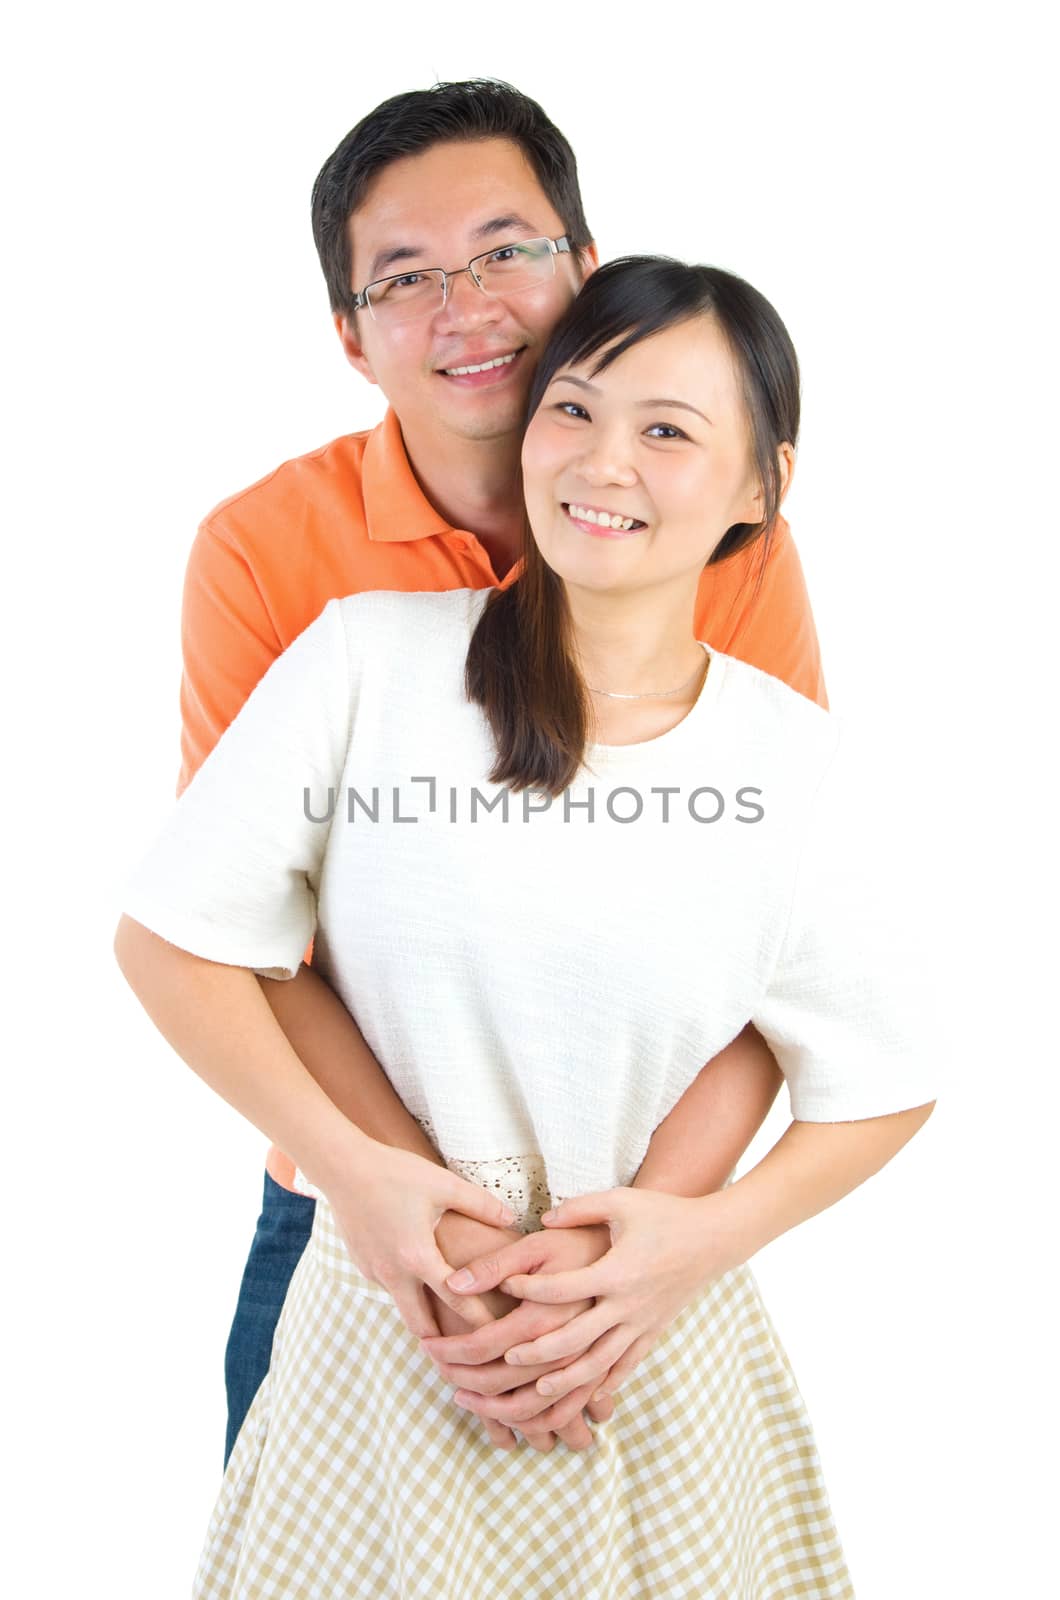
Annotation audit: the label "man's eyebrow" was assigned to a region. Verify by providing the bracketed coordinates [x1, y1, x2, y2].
[367, 216, 542, 282]
[551, 374, 712, 424]
[471, 213, 540, 241]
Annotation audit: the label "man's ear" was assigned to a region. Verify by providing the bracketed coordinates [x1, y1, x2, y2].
[578, 240, 600, 284]
[334, 311, 378, 386]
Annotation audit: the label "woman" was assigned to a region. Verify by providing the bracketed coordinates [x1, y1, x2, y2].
[116, 257, 937, 1597]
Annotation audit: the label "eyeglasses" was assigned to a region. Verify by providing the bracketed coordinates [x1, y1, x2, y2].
[352, 235, 572, 325]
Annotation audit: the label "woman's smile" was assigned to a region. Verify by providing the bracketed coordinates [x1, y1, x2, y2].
[562, 501, 647, 538]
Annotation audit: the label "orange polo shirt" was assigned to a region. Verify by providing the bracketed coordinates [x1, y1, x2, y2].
[178, 406, 828, 1191]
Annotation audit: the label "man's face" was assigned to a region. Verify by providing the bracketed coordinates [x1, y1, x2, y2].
[336, 138, 595, 445]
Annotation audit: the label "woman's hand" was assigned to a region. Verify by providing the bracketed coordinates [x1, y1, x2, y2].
[419, 1224, 619, 1438]
[446, 1188, 744, 1405]
[323, 1140, 519, 1338]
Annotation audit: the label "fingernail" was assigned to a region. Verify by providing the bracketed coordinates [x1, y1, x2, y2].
[500, 1207, 517, 1224]
[537, 1380, 555, 1396]
[447, 1268, 474, 1289]
[592, 1390, 610, 1403]
[541, 1210, 556, 1223]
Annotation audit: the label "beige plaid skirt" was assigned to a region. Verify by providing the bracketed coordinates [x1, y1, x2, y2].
[193, 1193, 855, 1598]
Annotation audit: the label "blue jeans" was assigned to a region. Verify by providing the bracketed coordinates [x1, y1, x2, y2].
[223, 1168, 316, 1470]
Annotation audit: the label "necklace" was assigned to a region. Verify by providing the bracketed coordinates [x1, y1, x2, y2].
[586, 651, 707, 700]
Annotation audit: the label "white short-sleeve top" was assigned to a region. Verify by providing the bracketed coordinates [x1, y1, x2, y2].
[122, 588, 939, 1204]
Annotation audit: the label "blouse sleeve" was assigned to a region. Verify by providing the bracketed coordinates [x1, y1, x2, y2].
[121, 597, 353, 979]
[751, 723, 942, 1122]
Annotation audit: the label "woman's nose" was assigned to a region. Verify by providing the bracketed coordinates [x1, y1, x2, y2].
[576, 436, 638, 488]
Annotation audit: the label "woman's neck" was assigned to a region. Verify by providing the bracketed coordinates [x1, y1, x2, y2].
[565, 582, 704, 699]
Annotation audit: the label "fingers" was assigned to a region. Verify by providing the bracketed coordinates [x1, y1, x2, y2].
[454, 1379, 601, 1437]
[528, 1326, 633, 1404]
[503, 1305, 613, 1367]
[390, 1279, 441, 1339]
[500, 1263, 610, 1305]
[530, 1381, 602, 1437]
[431, 1351, 569, 1398]
[423, 1244, 498, 1327]
[445, 1232, 545, 1295]
[446, 1173, 519, 1233]
[518, 1427, 558, 1454]
[419, 1302, 562, 1366]
[540, 1192, 620, 1229]
[585, 1391, 616, 1424]
[480, 1417, 519, 1451]
[596, 1330, 656, 1392]
[554, 1412, 596, 1451]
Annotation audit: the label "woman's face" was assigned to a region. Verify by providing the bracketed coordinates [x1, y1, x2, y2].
[521, 316, 778, 596]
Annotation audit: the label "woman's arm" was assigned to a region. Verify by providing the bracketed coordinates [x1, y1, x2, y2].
[436, 1101, 935, 1430]
[716, 1101, 936, 1261]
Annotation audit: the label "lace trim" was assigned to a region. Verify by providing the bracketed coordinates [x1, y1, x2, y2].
[293, 1115, 565, 1233]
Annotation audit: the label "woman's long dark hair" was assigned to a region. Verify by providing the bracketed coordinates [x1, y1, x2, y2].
[464, 256, 801, 796]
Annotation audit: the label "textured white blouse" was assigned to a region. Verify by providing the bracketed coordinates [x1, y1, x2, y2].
[123, 588, 938, 1210]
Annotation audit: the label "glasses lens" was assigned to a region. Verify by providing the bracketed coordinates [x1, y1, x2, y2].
[367, 269, 446, 324]
[477, 238, 556, 296]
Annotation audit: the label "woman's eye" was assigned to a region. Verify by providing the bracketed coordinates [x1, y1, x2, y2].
[646, 424, 687, 440]
[554, 401, 590, 420]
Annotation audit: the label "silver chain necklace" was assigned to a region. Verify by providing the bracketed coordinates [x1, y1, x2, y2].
[587, 653, 707, 700]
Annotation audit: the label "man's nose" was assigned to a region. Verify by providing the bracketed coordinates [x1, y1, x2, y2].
[435, 268, 504, 332]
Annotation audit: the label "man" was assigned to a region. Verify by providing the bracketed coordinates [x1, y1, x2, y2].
[177, 80, 827, 1468]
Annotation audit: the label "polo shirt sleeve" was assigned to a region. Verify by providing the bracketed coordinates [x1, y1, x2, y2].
[177, 522, 284, 799]
[122, 598, 353, 980]
[751, 725, 942, 1121]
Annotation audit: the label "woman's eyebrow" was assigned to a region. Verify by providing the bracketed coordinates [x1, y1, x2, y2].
[551, 374, 712, 424]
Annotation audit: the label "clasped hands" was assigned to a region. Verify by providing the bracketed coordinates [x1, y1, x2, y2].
[424, 1185, 739, 1454]
[327, 1141, 737, 1455]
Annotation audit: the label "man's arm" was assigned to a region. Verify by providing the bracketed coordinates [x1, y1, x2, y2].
[633, 1026, 782, 1198]
[264, 965, 782, 1229]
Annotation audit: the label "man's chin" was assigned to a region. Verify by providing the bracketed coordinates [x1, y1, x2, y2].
[437, 403, 527, 445]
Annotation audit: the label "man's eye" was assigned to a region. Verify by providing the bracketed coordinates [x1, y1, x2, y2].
[488, 247, 519, 263]
[392, 273, 424, 288]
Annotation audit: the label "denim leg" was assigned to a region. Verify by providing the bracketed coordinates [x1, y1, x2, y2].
[223, 1168, 316, 1470]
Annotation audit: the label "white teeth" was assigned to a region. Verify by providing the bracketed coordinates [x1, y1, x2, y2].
[567, 503, 640, 532]
[442, 351, 518, 376]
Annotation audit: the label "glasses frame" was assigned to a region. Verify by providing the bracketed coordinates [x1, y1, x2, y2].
[351, 234, 572, 322]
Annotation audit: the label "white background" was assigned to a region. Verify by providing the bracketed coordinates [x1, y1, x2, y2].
[4, 2, 1056, 1595]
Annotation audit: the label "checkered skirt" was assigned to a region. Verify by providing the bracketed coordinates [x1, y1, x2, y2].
[193, 1194, 855, 1598]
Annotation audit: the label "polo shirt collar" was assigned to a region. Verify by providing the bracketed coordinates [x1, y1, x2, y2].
[362, 407, 455, 544]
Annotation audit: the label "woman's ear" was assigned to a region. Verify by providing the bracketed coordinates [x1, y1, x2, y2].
[776, 442, 796, 507]
[739, 442, 797, 526]
[333, 311, 378, 386]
